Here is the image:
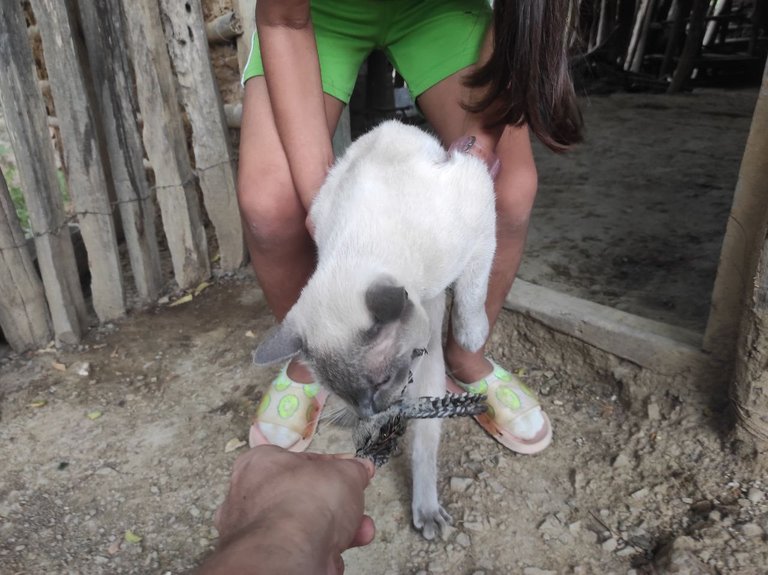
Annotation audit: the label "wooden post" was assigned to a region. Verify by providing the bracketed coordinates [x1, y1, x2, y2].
[625, 0, 649, 70]
[0, 168, 52, 352]
[159, 0, 245, 272]
[668, 0, 708, 92]
[77, 0, 164, 304]
[31, 0, 126, 321]
[703, 0, 729, 46]
[660, 0, 693, 78]
[728, 63, 768, 456]
[207, 11, 242, 44]
[616, 0, 638, 66]
[629, 0, 657, 72]
[234, 0, 258, 75]
[705, 61, 768, 364]
[122, 0, 210, 289]
[0, 0, 87, 345]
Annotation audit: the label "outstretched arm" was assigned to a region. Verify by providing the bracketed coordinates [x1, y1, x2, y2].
[195, 446, 375, 575]
[256, 0, 336, 210]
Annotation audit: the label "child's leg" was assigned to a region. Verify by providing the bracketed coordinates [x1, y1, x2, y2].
[417, 74, 538, 383]
[237, 77, 345, 383]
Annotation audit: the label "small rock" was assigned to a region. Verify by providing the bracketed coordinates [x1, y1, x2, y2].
[616, 546, 636, 557]
[747, 487, 765, 504]
[568, 521, 582, 534]
[538, 514, 564, 539]
[631, 487, 649, 500]
[522, 569, 556, 575]
[427, 561, 446, 573]
[463, 521, 485, 531]
[93, 556, 109, 565]
[439, 524, 456, 541]
[73, 362, 91, 377]
[690, 500, 713, 514]
[612, 453, 631, 468]
[456, 532, 471, 548]
[189, 506, 201, 518]
[647, 402, 661, 421]
[737, 522, 763, 538]
[602, 537, 618, 552]
[450, 477, 473, 493]
[654, 536, 714, 574]
[572, 470, 586, 492]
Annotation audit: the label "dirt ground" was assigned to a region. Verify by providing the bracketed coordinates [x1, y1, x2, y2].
[525, 87, 758, 334]
[1, 266, 767, 575]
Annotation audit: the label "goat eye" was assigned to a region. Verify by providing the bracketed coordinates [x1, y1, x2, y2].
[373, 375, 391, 390]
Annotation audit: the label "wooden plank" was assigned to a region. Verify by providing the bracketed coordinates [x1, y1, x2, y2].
[0, 167, 52, 351]
[704, 61, 768, 364]
[160, 0, 245, 272]
[234, 0, 258, 75]
[122, 0, 210, 289]
[31, 0, 126, 321]
[504, 279, 710, 376]
[0, 0, 87, 345]
[77, 0, 163, 304]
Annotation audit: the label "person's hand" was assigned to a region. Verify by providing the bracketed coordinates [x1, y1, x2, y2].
[202, 445, 376, 575]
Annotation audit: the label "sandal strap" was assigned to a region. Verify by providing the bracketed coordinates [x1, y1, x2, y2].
[451, 360, 541, 427]
[255, 367, 326, 437]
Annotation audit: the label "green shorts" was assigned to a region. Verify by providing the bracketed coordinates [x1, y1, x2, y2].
[241, 0, 492, 102]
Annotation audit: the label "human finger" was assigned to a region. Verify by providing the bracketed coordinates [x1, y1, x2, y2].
[331, 454, 375, 480]
[348, 514, 376, 548]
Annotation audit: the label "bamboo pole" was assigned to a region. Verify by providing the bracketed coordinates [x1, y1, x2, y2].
[0, 0, 87, 345]
[0, 167, 52, 352]
[159, 0, 245, 272]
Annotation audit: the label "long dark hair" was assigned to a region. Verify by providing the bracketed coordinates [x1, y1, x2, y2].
[464, 0, 583, 152]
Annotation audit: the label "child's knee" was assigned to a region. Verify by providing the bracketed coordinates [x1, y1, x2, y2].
[237, 172, 306, 246]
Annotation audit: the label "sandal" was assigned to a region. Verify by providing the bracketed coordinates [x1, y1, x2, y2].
[447, 359, 552, 454]
[249, 365, 329, 452]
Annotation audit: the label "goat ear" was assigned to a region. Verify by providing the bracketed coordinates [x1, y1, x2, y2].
[365, 279, 408, 324]
[253, 322, 302, 365]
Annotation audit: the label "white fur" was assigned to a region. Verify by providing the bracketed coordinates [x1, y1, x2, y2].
[256, 120, 497, 539]
[298, 120, 496, 354]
